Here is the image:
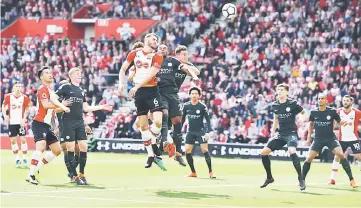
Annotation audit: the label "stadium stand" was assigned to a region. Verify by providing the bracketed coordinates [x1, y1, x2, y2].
[1, 0, 361, 147]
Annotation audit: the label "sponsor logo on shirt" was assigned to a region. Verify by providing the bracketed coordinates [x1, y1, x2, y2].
[159, 68, 173, 74]
[315, 121, 332, 126]
[278, 113, 292, 119]
[188, 115, 201, 119]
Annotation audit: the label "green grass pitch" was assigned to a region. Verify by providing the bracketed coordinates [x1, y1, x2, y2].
[1, 150, 360, 207]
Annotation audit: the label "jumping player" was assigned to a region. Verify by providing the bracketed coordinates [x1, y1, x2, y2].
[302, 93, 357, 189]
[2, 81, 30, 167]
[182, 87, 215, 178]
[118, 33, 166, 170]
[56, 67, 113, 185]
[156, 44, 189, 166]
[159, 45, 200, 162]
[259, 83, 307, 189]
[27, 66, 70, 185]
[329, 95, 361, 185]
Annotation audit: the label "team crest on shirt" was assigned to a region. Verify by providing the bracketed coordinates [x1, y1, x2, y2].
[326, 115, 331, 120]
[66, 136, 70, 140]
[286, 107, 291, 112]
[168, 63, 172, 67]
[19, 127, 25, 134]
[43, 133, 46, 137]
[196, 110, 200, 114]
[8, 132, 11, 135]
[42, 93, 47, 99]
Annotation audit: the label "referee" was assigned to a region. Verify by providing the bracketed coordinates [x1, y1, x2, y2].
[56, 67, 113, 185]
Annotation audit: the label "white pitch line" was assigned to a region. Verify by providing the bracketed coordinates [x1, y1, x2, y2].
[12, 194, 239, 208]
[0, 182, 337, 196]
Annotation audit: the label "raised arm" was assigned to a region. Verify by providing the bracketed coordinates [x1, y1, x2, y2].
[83, 102, 113, 113]
[119, 50, 136, 91]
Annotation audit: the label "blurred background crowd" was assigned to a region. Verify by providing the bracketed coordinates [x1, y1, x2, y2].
[1, 0, 360, 147]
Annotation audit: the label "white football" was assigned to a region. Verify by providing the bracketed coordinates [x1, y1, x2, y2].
[222, 3, 237, 19]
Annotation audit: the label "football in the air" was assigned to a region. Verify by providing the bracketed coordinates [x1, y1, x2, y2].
[222, 3, 237, 19]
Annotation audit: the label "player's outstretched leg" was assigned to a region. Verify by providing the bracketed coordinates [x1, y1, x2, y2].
[161, 111, 175, 157]
[78, 140, 88, 185]
[10, 137, 20, 167]
[333, 146, 357, 188]
[185, 144, 197, 177]
[75, 143, 80, 168]
[150, 112, 167, 171]
[301, 149, 319, 191]
[138, 115, 156, 168]
[152, 135, 167, 171]
[61, 143, 74, 182]
[288, 147, 304, 188]
[260, 147, 274, 188]
[141, 129, 155, 168]
[27, 147, 44, 185]
[172, 117, 186, 166]
[201, 143, 215, 178]
[66, 141, 84, 185]
[329, 156, 340, 185]
[20, 136, 28, 167]
[36, 140, 61, 176]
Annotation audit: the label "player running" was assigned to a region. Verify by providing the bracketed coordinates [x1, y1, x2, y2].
[56, 67, 113, 185]
[2, 81, 30, 168]
[118, 33, 166, 170]
[182, 87, 215, 178]
[27, 66, 70, 185]
[260, 83, 307, 189]
[329, 95, 361, 185]
[302, 93, 357, 189]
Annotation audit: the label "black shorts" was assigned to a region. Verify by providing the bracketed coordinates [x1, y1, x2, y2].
[266, 132, 298, 151]
[9, 124, 26, 137]
[311, 139, 340, 153]
[340, 140, 361, 154]
[161, 93, 182, 118]
[134, 86, 164, 116]
[185, 132, 207, 145]
[62, 119, 87, 143]
[31, 120, 58, 145]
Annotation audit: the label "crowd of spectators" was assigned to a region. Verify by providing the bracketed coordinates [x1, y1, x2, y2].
[105, 0, 361, 146]
[1, 0, 87, 28]
[1, 0, 361, 147]
[187, 0, 361, 145]
[0, 33, 131, 134]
